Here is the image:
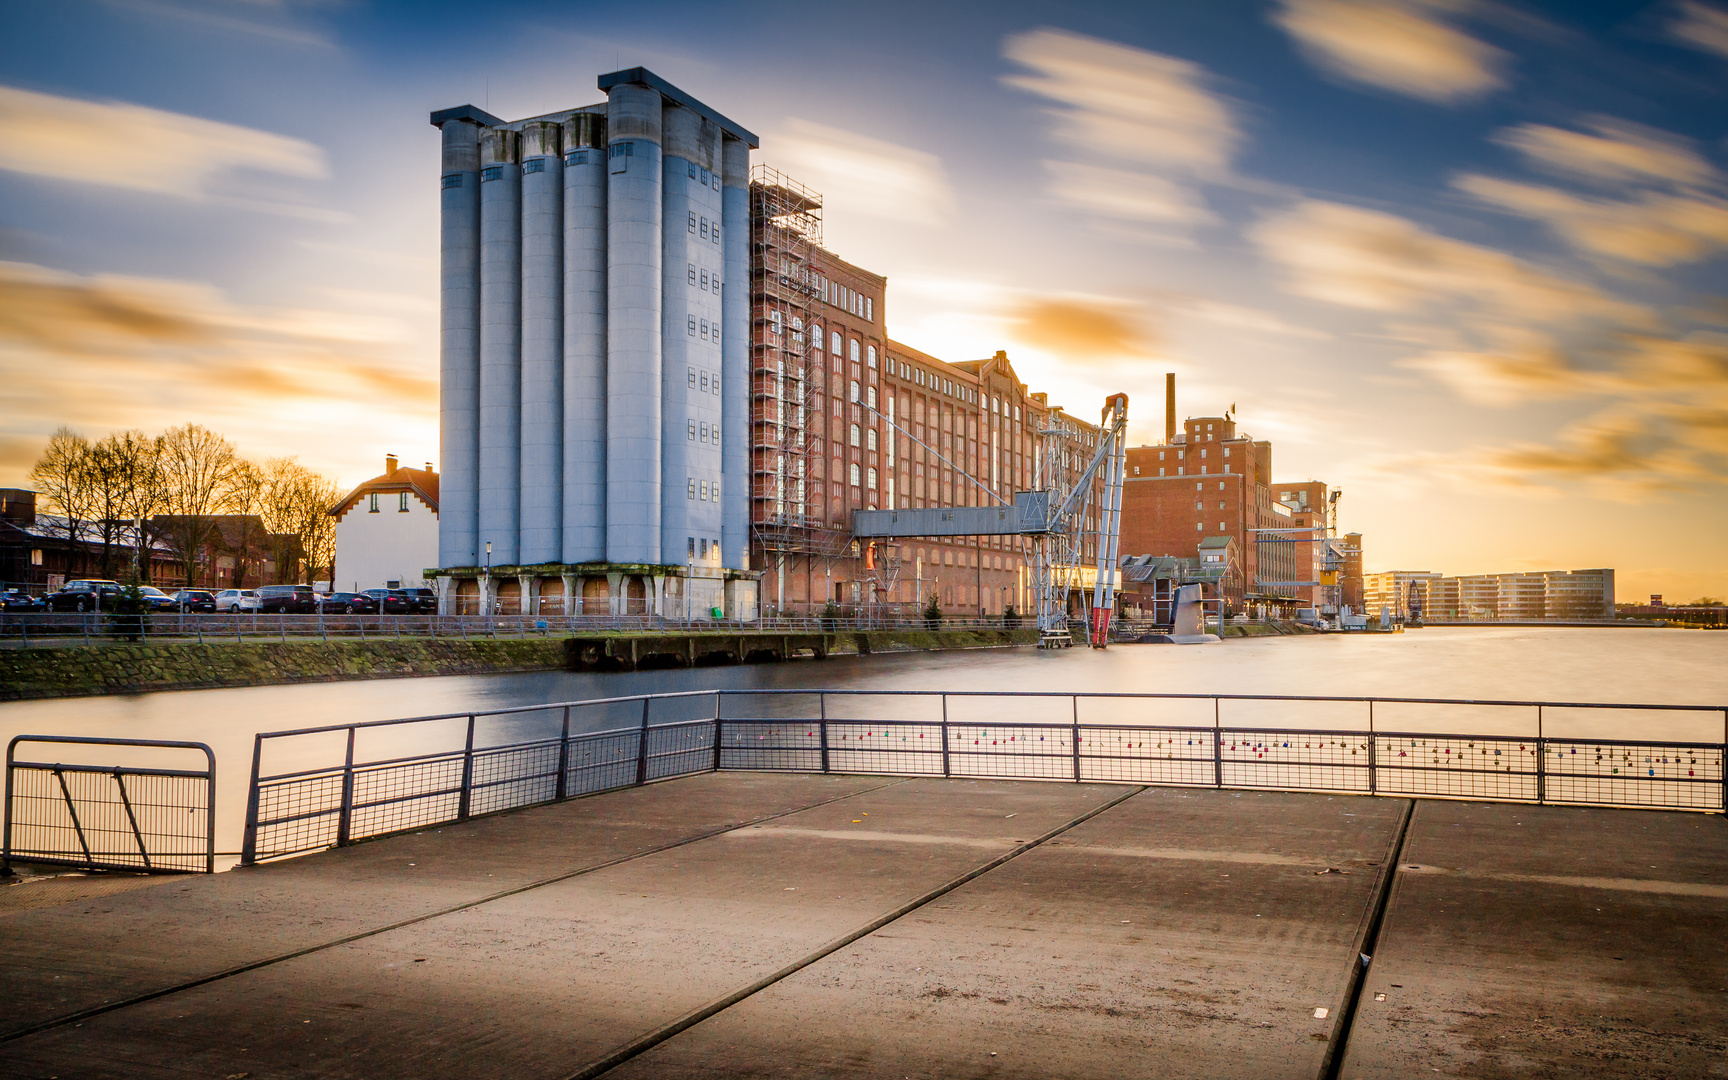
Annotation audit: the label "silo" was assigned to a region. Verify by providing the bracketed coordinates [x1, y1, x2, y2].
[435, 116, 482, 569]
[518, 119, 563, 565]
[478, 127, 522, 565]
[562, 110, 607, 565]
[720, 134, 750, 570]
[660, 103, 722, 568]
[603, 81, 663, 566]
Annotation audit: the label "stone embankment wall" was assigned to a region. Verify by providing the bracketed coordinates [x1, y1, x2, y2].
[0, 628, 1039, 701]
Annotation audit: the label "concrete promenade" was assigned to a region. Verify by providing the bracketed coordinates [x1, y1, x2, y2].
[1, 773, 1723, 1078]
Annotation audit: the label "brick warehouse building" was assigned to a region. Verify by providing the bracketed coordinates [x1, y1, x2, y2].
[1118, 410, 1331, 616]
[750, 169, 1102, 618]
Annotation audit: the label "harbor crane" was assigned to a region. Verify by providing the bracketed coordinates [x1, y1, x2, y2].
[853, 393, 1129, 649]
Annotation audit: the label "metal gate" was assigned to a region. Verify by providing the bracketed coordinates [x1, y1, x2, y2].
[3, 736, 216, 874]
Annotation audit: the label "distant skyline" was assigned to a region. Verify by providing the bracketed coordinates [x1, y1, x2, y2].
[2, 0, 1727, 599]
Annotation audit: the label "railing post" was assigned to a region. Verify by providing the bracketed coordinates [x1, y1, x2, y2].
[555, 705, 570, 801]
[819, 693, 830, 774]
[2, 738, 17, 876]
[940, 694, 951, 778]
[457, 715, 475, 820]
[711, 692, 723, 773]
[337, 726, 357, 844]
[1536, 705, 1545, 805]
[1072, 695, 1081, 782]
[1367, 700, 1376, 795]
[1213, 697, 1223, 788]
[241, 733, 263, 865]
[636, 697, 651, 786]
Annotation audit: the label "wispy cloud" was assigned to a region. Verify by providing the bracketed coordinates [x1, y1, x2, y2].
[1457, 117, 1728, 267]
[766, 119, 953, 226]
[1271, 0, 1506, 104]
[1010, 297, 1156, 362]
[1249, 199, 1641, 325]
[101, 0, 339, 50]
[0, 85, 331, 216]
[0, 260, 432, 484]
[1670, 1, 1728, 59]
[1395, 327, 1616, 405]
[1003, 27, 1236, 239]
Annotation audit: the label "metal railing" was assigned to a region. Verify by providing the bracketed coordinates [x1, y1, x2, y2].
[1, 612, 1029, 647]
[240, 690, 1727, 864]
[4, 736, 216, 874]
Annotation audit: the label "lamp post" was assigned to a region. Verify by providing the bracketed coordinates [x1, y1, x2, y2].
[483, 540, 492, 618]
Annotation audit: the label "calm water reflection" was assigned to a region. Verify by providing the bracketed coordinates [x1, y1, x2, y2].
[4, 626, 1723, 858]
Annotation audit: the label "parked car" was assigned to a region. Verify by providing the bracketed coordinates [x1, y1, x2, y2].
[45, 579, 123, 612]
[256, 584, 318, 614]
[402, 588, 438, 614]
[1, 588, 46, 612]
[214, 588, 261, 613]
[170, 590, 216, 613]
[317, 591, 378, 615]
[361, 588, 414, 614]
[138, 585, 180, 612]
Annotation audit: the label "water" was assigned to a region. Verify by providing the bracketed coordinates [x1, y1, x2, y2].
[4, 627, 1724, 859]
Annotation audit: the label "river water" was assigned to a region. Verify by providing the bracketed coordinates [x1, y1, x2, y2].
[4, 627, 1724, 859]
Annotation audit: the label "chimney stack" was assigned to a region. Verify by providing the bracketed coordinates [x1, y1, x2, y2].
[1164, 373, 1176, 445]
[424, 462, 434, 473]
[385, 454, 398, 475]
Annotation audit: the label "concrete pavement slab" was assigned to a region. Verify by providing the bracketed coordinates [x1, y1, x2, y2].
[609, 787, 1410, 1080]
[1341, 801, 1728, 1079]
[3, 778, 1119, 1079]
[0, 770, 890, 1037]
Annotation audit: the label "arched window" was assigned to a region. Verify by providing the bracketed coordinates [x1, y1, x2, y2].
[866, 345, 877, 368]
[867, 467, 878, 490]
[830, 330, 841, 354]
[849, 339, 860, 364]
[849, 423, 860, 447]
[849, 463, 861, 486]
[848, 379, 860, 403]
[866, 385, 877, 409]
[866, 428, 878, 451]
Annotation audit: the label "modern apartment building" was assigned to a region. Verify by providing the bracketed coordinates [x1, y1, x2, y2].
[1365, 568, 1615, 620]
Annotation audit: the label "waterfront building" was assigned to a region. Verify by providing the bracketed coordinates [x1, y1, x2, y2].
[1366, 568, 1617, 621]
[330, 456, 440, 595]
[1363, 570, 1441, 620]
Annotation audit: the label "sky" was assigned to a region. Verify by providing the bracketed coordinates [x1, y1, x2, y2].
[2, 0, 1727, 600]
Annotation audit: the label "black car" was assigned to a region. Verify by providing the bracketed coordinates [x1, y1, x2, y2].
[317, 591, 378, 614]
[45, 579, 123, 612]
[138, 586, 180, 612]
[256, 584, 318, 614]
[402, 588, 438, 614]
[170, 590, 216, 613]
[1, 589, 45, 612]
[361, 588, 414, 614]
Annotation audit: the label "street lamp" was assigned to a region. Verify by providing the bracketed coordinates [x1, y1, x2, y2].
[483, 540, 492, 618]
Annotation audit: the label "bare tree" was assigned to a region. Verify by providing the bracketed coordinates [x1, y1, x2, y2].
[155, 424, 240, 587]
[85, 431, 163, 580]
[108, 431, 164, 582]
[258, 457, 339, 585]
[27, 427, 96, 553]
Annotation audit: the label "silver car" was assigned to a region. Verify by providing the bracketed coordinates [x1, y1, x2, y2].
[214, 588, 261, 612]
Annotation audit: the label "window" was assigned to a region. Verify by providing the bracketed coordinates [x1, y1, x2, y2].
[1200, 449, 1207, 458]
[688, 367, 696, 387]
[830, 331, 841, 354]
[867, 467, 878, 490]
[481, 165, 503, 182]
[849, 423, 860, 447]
[1158, 468, 1165, 476]
[1219, 522, 1226, 531]
[1223, 447, 1231, 457]
[712, 222, 720, 244]
[712, 479, 719, 500]
[1195, 522, 1202, 531]
[849, 339, 860, 364]
[1224, 464, 1231, 473]
[866, 297, 873, 321]
[688, 478, 696, 499]
[688, 420, 697, 440]
[867, 346, 876, 368]
[399, 492, 409, 512]
[849, 379, 860, 403]
[700, 217, 708, 239]
[700, 269, 709, 290]
[687, 316, 696, 337]
[688, 211, 696, 233]
[1158, 451, 1165, 461]
[700, 371, 709, 391]
[1219, 481, 1225, 490]
[711, 373, 720, 394]
[368, 493, 379, 513]
[866, 386, 877, 409]
[848, 463, 861, 486]
[866, 428, 877, 451]
[699, 320, 708, 340]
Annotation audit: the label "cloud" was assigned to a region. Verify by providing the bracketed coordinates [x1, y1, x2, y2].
[1174, 299, 1332, 340]
[1010, 298, 1155, 361]
[1003, 28, 1235, 234]
[1250, 199, 1640, 325]
[1456, 174, 1728, 266]
[1045, 161, 1216, 226]
[1670, 1, 1728, 59]
[1492, 118, 1716, 188]
[767, 119, 953, 226]
[100, 0, 339, 49]
[0, 84, 329, 209]
[1003, 27, 1238, 172]
[1271, 0, 1506, 104]
[1396, 327, 1613, 405]
[0, 261, 433, 476]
